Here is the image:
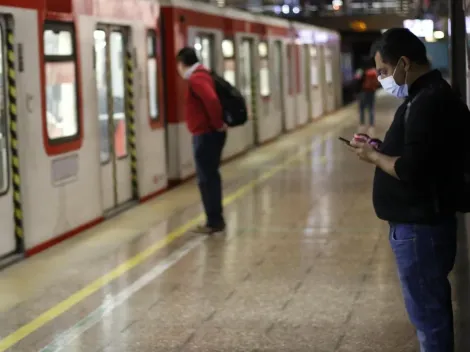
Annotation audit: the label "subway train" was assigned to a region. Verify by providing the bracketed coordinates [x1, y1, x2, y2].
[0, 0, 342, 262]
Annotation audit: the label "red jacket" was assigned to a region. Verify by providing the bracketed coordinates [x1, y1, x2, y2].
[355, 68, 380, 92]
[184, 66, 224, 135]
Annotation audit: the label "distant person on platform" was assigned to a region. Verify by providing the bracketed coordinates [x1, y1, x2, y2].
[176, 47, 227, 234]
[350, 28, 470, 352]
[354, 59, 380, 137]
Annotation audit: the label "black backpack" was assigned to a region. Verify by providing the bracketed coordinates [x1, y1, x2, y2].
[208, 70, 248, 127]
[404, 82, 470, 213]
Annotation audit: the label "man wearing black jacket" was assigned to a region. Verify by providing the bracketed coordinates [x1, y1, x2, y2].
[350, 28, 470, 352]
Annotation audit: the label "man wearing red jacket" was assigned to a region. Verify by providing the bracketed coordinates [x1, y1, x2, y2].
[176, 47, 227, 234]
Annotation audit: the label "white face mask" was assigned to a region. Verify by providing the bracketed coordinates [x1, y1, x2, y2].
[378, 61, 408, 98]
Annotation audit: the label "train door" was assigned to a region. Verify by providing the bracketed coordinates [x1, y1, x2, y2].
[318, 45, 328, 115]
[0, 19, 16, 258]
[304, 44, 312, 120]
[239, 38, 257, 144]
[94, 26, 134, 212]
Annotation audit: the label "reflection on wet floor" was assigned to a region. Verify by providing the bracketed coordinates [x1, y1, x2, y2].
[0, 96, 437, 352]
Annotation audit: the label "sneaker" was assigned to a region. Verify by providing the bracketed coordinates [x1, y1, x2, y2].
[192, 224, 226, 234]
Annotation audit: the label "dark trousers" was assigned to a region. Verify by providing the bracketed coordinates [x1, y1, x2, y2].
[389, 218, 457, 352]
[359, 91, 376, 126]
[192, 131, 227, 227]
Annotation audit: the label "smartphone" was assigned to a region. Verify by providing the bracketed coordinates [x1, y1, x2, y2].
[338, 137, 352, 146]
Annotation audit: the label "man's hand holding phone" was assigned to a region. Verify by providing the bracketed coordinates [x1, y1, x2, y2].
[339, 135, 382, 164]
[349, 138, 379, 164]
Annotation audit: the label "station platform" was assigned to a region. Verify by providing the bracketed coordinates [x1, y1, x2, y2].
[0, 94, 451, 352]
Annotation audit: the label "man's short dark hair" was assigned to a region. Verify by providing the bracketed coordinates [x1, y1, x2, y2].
[371, 28, 429, 66]
[176, 47, 199, 67]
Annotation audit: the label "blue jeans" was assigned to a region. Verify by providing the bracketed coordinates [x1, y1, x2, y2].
[192, 131, 227, 227]
[359, 91, 375, 126]
[389, 218, 457, 352]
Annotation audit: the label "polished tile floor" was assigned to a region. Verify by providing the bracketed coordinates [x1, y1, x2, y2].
[0, 95, 445, 351]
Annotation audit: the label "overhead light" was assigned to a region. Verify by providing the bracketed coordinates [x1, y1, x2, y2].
[292, 6, 300, 14]
[433, 30, 444, 39]
[425, 35, 436, 42]
[350, 20, 367, 31]
[282, 4, 290, 14]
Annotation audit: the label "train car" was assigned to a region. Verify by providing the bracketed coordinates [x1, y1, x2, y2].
[0, 0, 166, 262]
[0, 0, 341, 265]
[160, 0, 341, 183]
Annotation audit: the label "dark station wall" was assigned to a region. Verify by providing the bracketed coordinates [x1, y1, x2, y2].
[340, 31, 382, 104]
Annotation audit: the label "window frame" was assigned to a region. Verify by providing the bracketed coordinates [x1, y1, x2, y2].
[43, 20, 81, 148]
[194, 33, 215, 70]
[146, 29, 160, 123]
[0, 23, 9, 197]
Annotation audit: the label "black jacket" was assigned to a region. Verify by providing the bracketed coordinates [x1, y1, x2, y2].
[373, 70, 470, 224]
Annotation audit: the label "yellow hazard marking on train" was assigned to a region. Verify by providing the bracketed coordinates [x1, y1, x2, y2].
[6, 28, 23, 248]
[125, 51, 138, 199]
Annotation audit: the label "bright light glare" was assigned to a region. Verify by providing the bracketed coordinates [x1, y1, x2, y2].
[403, 19, 434, 38]
[433, 30, 444, 39]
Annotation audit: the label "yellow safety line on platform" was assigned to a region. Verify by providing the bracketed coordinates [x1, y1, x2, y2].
[0, 120, 349, 351]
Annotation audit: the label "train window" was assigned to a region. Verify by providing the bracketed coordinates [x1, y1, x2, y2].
[310, 46, 319, 86]
[147, 30, 159, 120]
[258, 41, 270, 97]
[44, 22, 79, 142]
[109, 31, 127, 158]
[258, 41, 268, 57]
[94, 29, 109, 163]
[325, 48, 333, 83]
[295, 45, 301, 94]
[194, 35, 214, 69]
[0, 27, 7, 194]
[240, 39, 253, 117]
[273, 41, 282, 109]
[287, 44, 294, 95]
[222, 39, 236, 86]
[44, 28, 73, 56]
[222, 39, 234, 58]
